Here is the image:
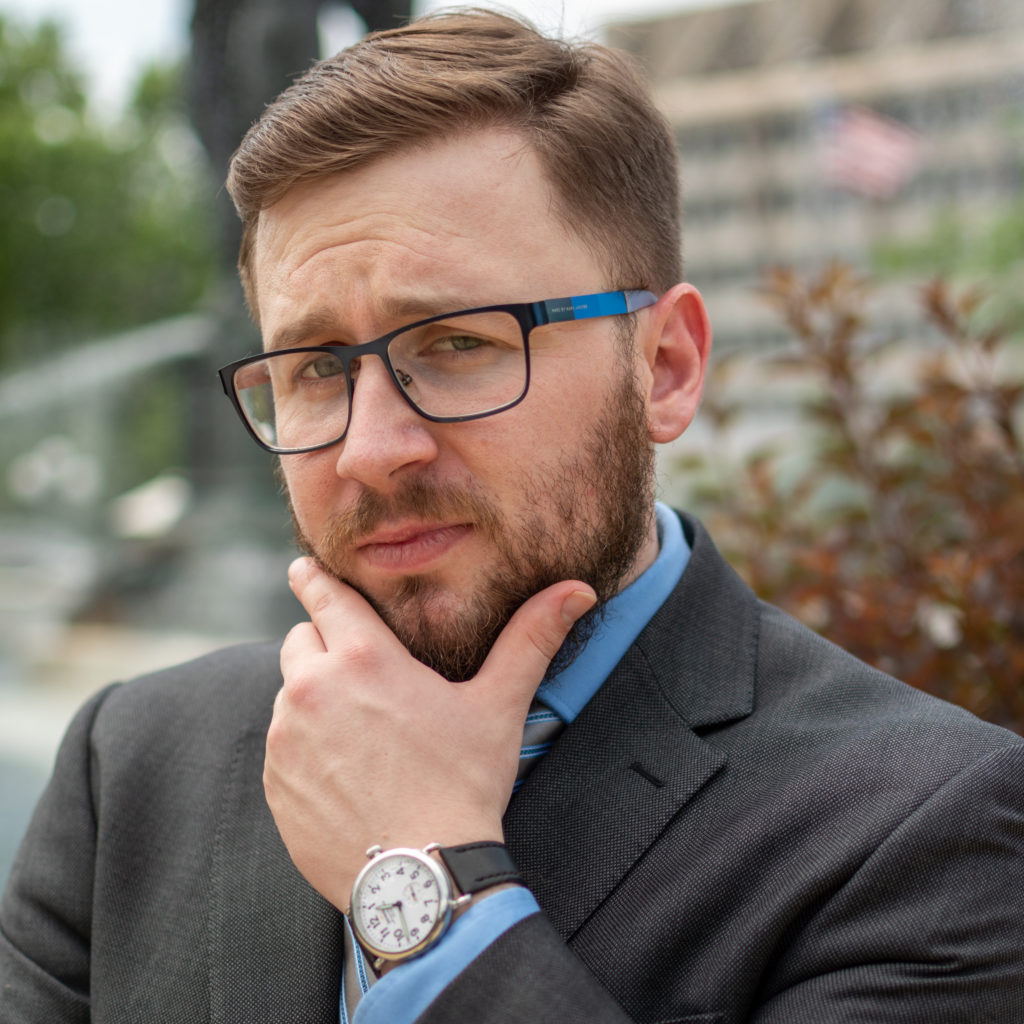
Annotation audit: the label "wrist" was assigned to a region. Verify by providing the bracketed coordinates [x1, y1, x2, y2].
[348, 840, 523, 970]
[376, 881, 520, 976]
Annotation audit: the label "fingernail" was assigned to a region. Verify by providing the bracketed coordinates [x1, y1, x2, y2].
[561, 589, 597, 626]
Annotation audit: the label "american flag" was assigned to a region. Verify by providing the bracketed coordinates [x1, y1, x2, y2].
[820, 105, 923, 199]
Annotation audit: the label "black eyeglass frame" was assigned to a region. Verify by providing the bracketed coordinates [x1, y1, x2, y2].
[217, 289, 658, 455]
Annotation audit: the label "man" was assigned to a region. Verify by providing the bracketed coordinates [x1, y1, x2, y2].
[2, 10, 1023, 1023]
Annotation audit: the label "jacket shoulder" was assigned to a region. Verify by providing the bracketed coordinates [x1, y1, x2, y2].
[95, 639, 283, 739]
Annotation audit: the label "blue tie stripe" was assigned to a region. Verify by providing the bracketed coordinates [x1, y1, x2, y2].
[525, 710, 560, 724]
[516, 700, 565, 786]
[519, 742, 554, 757]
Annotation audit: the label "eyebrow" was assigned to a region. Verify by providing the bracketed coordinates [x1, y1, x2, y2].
[378, 293, 473, 322]
[266, 310, 343, 352]
[265, 294, 481, 352]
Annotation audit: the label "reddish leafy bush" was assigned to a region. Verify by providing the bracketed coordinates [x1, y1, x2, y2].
[683, 264, 1024, 731]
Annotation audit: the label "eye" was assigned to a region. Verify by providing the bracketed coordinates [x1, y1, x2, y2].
[297, 352, 344, 379]
[432, 334, 486, 353]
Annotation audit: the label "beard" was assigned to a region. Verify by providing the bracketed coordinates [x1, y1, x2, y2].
[288, 367, 655, 682]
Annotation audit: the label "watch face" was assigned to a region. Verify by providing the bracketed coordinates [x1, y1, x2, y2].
[351, 848, 453, 960]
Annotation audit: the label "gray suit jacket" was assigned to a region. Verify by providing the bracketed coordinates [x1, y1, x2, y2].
[3, 514, 1023, 1023]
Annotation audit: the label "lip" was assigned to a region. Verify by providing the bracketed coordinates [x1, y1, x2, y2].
[356, 521, 474, 572]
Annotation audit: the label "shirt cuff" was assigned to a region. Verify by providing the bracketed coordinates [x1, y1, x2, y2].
[353, 886, 540, 1023]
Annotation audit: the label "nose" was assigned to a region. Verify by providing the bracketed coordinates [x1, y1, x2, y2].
[333, 354, 439, 490]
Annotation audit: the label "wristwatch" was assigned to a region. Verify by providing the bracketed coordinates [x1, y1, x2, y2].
[348, 840, 522, 969]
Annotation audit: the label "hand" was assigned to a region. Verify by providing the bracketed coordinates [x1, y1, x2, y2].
[264, 558, 596, 911]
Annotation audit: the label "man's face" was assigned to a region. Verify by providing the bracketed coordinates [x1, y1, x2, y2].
[253, 129, 662, 679]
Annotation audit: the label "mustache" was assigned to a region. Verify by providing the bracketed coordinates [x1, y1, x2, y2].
[319, 477, 502, 554]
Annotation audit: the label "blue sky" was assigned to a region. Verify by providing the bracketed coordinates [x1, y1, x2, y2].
[2, 0, 722, 113]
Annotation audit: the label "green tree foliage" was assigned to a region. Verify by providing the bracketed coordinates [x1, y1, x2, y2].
[873, 202, 1024, 331]
[0, 15, 218, 367]
[680, 264, 1024, 731]
[871, 99, 1024, 332]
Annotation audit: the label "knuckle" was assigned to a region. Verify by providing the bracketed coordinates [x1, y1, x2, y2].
[281, 664, 322, 708]
[524, 620, 565, 663]
[337, 636, 381, 669]
[282, 622, 308, 650]
[311, 589, 334, 616]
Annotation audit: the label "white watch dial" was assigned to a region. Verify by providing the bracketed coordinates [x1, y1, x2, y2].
[351, 848, 452, 959]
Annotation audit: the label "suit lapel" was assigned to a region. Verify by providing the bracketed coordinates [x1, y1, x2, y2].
[208, 721, 344, 1024]
[505, 650, 727, 940]
[505, 514, 759, 942]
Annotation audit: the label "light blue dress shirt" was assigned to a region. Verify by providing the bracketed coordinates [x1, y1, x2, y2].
[350, 503, 690, 1023]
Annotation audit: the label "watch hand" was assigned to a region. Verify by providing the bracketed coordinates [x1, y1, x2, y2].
[394, 900, 410, 938]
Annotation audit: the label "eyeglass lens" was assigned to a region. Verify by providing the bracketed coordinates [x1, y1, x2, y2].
[230, 310, 529, 452]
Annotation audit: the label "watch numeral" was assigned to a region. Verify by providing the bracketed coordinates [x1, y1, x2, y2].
[369, 917, 380, 929]
[410, 869, 420, 880]
[396, 866, 405, 875]
[411, 927, 420, 938]
[420, 914, 430, 924]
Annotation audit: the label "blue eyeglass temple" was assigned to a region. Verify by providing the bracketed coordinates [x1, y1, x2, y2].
[531, 289, 658, 325]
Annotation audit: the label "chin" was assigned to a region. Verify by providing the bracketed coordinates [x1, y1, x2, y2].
[384, 573, 483, 629]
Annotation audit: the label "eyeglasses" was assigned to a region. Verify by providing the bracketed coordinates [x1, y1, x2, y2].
[217, 289, 657, 454]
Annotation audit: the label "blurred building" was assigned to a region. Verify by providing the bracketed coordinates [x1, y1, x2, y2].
[609, 0, 1024, 350]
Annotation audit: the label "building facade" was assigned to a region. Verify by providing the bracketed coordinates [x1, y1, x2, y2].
[609, 0, 1024, 350]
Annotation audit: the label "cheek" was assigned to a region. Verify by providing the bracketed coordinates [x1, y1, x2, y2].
[279, 455, 337, 531]
[520, 368, 612, 445]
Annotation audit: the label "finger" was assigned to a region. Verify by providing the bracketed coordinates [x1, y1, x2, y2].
[475, 580, 597, 713]
[276, 623, 329, 719]
[280, 620, 327, 671]
[287, 556, 394, 650]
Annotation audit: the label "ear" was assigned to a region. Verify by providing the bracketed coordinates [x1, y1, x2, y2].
[637, 283, 712, 444]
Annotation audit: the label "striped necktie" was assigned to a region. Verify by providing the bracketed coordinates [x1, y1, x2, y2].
[340, 698, 564, 1022]
[514, 698, 564, 791]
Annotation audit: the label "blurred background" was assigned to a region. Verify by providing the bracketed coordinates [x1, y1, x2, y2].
[1, 0, 1021, 883]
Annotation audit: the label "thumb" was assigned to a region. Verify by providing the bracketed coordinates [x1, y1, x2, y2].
[476, 580, 597, 710]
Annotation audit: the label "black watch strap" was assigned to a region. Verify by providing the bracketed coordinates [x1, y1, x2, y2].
[437, 841, 522, 895]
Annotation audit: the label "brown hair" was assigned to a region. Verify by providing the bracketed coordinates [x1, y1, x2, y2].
[227, 8, 682, 318]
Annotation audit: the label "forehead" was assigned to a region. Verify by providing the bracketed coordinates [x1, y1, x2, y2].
[250, 129, 609, 338]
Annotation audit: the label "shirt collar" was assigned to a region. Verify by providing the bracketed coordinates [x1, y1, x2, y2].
[536, 502, 690, 724]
